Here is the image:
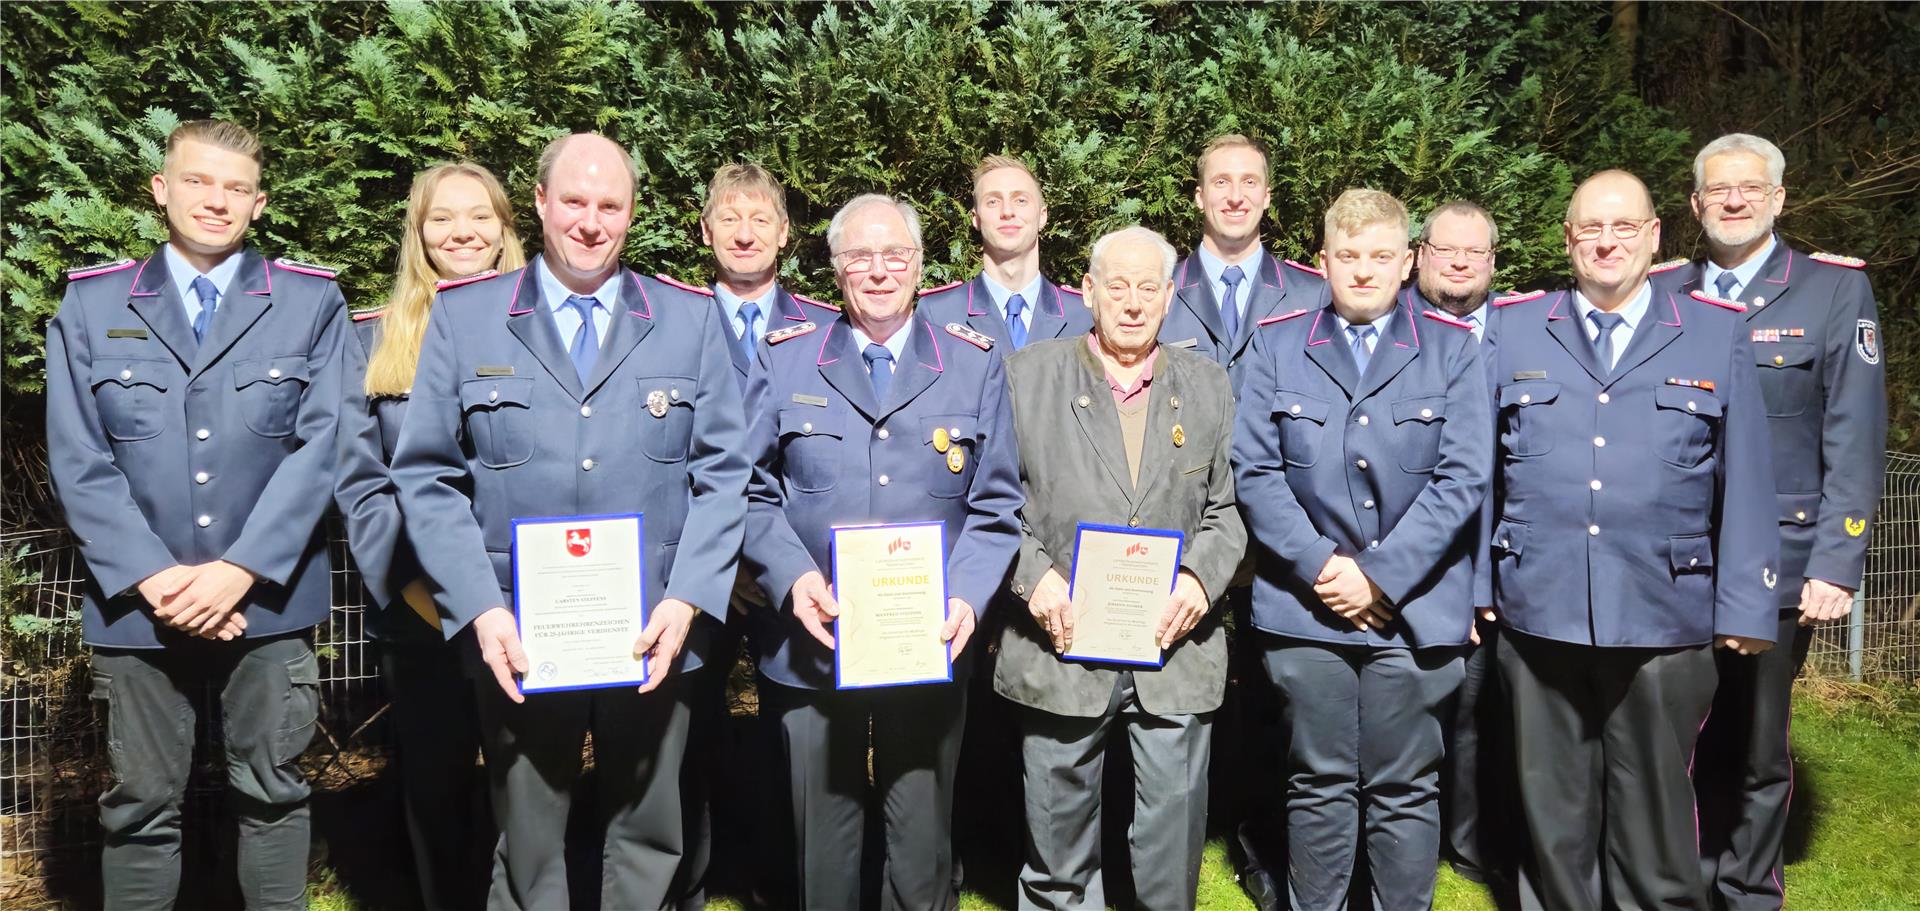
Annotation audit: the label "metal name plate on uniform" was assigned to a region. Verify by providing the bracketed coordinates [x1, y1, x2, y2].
[511, 513, 649, 694]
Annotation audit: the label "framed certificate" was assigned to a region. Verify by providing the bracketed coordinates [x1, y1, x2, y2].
[830, 521, 952, 689]
[511, 513, 648, 694]
[1063, 523, 1185, 667]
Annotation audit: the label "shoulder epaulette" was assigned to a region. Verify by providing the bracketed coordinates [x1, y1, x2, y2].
[1810, 252, 1867, 269]
[66, 258, 136, 281]
[1648, 257, 1691, 274]
[944, 322, 994, 351]
[1283, 259, 1325, 277]
[1257, 309, 1310, 327]
[274, 257, 340, 279]
[765, 322, 817, 345]
[653, 274, 715, 296]
[1422, 310, 1474, 329]
[1492, 290, 1546, 307]
[1690, 290, 1747, 312]
[350, 307, 385, 322]
[1058, 284, 1083, 297]
[918, 280, 963, 296]
[793, 292, 839, 311]
[436, 270, 498, 291]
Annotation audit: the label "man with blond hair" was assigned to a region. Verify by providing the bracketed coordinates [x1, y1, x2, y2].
[1234, 189, 1490, 910]
[920, 154, 1092, 350]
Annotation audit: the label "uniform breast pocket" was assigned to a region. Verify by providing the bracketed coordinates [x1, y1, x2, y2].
[233, 356, 309, 438]
[1272, 389, 1330, 468]
[460, 377, 535, 468]
[1754, 342, 1817, 418]
[779, 408, 843, 493]
[92, 358, 171, 442]
[1391, 394, 1447, 472]
[636, 375, 696, 464]
[921, 412, 980, 499]
[1653, 386, 1722, 470]
[1497, 381, 1560, 458]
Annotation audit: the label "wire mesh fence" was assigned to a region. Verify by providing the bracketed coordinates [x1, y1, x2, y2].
[3, 456, 1918, 900]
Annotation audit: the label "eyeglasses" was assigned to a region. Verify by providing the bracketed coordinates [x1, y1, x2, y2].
[1423, 243, 1493, 263]
[1697, 183, 1773, 203]
[832, 246, 919, 274]
[1569, 218, 1654, 243]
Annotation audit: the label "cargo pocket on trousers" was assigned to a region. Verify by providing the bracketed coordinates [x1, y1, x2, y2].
[274, 649, 321, 767]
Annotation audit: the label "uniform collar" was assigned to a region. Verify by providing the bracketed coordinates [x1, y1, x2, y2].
[1702, 233, 1778, 299]
[163, 243, 244, 304]
[1196, 242, 1262, 289]
[1333, 304, 1396, 339]
[979, 270, 1045, 323]
[1573, 279, 1653, 332]
[850, 316, 914, 363]
[535, 257, 622, 312]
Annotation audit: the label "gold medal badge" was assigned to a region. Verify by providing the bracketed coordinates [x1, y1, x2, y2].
[947, 446, 965, 473]
[932, 426, 951, 453]
[1171, 424, 1186, 447]
[646, 390, 669, 418]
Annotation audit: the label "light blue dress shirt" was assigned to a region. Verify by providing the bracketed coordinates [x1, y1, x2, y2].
[850, 317, 914, 364]
[164, 244, 243, 328]
[537, 257, 619, 349]
[980, 271, 1045, 336]
[1701, 233, 1777, 302]
[1196, 244, 1263, 326]
[714, 282, 778, 342]
[1334, 306, 1396, 351]
[1573, 280, 1653, 370]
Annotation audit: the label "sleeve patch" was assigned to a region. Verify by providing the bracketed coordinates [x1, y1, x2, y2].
[273, 257, 341, 279]
[1855, 320, 1880, 364]
[436, 269, 499, 291]
[653, 274, 715, 296]
[65, 258, 136, 281]
[1283, 259, 1325, 277]
[1811, 252, 1867, 269]
[1492, 289, 1546, 307]
[918, 280, 963, 296]
[1421, 309, 1474, 329]
[1690, 290, 1748, 312]
[1257, 308, 1310, 326]
[944, 322, 994, 350]
[766, 322, 818, 345]
[1648, 257, 1692, 274]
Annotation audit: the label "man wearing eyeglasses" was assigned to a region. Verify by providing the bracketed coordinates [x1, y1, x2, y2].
[1668, 134, 1887, 911]
[1480, 170, 1778, 910]
[740, 193, 1023, 910]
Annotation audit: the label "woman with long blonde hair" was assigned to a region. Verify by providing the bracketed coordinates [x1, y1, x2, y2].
[335, 161, 524, 909]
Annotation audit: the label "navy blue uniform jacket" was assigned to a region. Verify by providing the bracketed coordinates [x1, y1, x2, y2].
[1234, 292, 1492, 648]
[916, 273, 1093, 351]
[1661, 244, 1886, 605]
[741, 314, 1024, 690]
[1158, 251, 1329, 393]
[46, 250, 346, 647]
[390, 260, 750, 673]
[1482, 286, 1779, 646]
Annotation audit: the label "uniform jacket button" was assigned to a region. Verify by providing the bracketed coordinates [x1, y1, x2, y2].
[196, 428, 210, 440]
[195, 471, 209, 485]
[802, 421, 814, 434]
[580, 405, 593, 417]
[1128, 517, 1141, 527]
[1358, 415, 1370, 426]
[119, 369, 133, 381]
[196, 515, 211, 528]
[878, 474, 890, 486]
[268, 367, 283, 379]
[1356, 458, 1369, 470]
[877, 428, 889, 440]
[581, 458, 595, 470]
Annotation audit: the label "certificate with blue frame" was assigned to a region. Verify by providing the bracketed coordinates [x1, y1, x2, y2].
[511, 513, 648, 694]
[1063, 523, 1184, 667]
[830, 521, 952, 689]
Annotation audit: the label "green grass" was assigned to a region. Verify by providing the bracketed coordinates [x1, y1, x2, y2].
[314, 685, 1920, 911]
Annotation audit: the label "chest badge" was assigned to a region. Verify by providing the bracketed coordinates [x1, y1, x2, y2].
[932, 426, 951, 453]
[1171, 424, 1186, 448]
[1846, 517, 1868, 537]
[646, 389, 669, 418]
[947, 446, 966, 474]
[1762, 567, 1777, 590]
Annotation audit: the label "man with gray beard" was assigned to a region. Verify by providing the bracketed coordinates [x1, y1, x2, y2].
[1670, 133, 1887, 911]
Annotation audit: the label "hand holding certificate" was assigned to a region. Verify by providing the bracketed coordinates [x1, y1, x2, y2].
[831, 522, 952, 689]
[512, 514, 649, 694]
[1064, 524, 1185, 666]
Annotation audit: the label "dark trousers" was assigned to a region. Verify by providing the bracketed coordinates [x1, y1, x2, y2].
[671, 617, 739, 911]
[1260, 635, 1463, 911]
[1695, 611, 1813, 911]
[1217, 587, 1286, 911]
[89, 634, 318, 911]
[1499, 630, 1718, 911]
[380, 638, 487, 911]
[762, 677, 966, 911]
[1442, 617, 1514, 884]
[1015, 672, 1211, 911]
[470, 661, 691, 911]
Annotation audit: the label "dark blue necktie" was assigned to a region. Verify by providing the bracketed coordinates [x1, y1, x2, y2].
[1715, 270, 1740, 300]
[736, 301, 762, 362]
[1006, 293, 1028, 349]
[1220, 265, 1244, 340]
[190, 275, 219, 343]
[1348, 324, 1377, 375]
[1588, 310, 1625, 373]
[863, 343, 895, 402]
[564, 295, 599, 384]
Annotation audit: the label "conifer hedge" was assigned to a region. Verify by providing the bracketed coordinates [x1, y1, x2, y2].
[3, 1, 1913, 437]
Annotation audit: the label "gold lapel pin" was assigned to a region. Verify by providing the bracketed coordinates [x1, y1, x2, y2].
[1171, 424, 1186, 447]
[947, 447, 966, 473]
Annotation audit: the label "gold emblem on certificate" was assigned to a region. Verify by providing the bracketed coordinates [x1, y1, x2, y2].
[646, 390, 669, 418]
[830, 522, 951, 689]
[1063, 523, 1184, 667]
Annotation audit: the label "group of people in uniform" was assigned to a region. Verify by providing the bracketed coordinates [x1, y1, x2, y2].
[45, 119, 1885, 911]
